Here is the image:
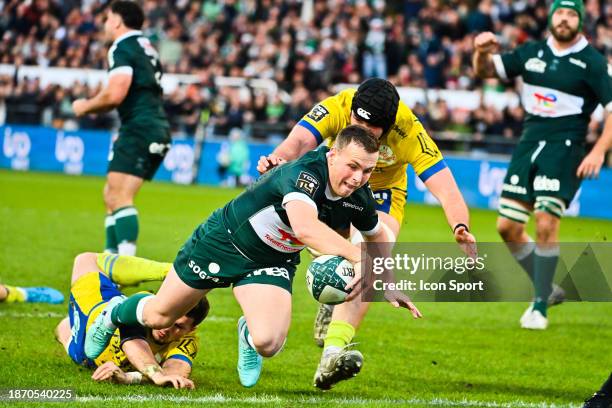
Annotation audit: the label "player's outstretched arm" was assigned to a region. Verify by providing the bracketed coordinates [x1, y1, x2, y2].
[72, 74, 132, 117]
[472, 32, 500, 79]
[286, 200, 361, 264]
[424, 168, 477, 258]
[359, 226, 423, 318]
[121, 338, 194, 389]
[162, 358, 192, 379]
[257, 125, 318, 174]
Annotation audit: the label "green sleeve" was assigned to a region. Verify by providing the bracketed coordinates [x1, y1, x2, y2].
[586, 58, 612, 110]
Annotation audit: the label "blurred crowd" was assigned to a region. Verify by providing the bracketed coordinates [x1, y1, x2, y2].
[0, 0, 610, 145]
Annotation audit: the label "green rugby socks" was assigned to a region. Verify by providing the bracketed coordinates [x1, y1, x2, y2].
[104, 214, 118, 254]
[532, 245, 559, 317]
[110, 292, 153, 327]
[113, 206, 139, 256]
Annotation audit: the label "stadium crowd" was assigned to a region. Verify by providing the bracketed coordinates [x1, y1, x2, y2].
[0, 0, 610, 143]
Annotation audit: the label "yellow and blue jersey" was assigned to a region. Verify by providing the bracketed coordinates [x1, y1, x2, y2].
[67, 264, 198, 370]
[298, 88, 446, 223]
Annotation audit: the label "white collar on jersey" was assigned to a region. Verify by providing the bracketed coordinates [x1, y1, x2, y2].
[111, 30, 143, 48]
[546, 34, 588, 57]
[325, 183, 343, 201]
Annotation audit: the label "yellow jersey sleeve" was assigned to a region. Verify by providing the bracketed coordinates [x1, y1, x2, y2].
[160, 331, 199, 366]
[297, 89, 353, 145]
[393, 103, 446, 181]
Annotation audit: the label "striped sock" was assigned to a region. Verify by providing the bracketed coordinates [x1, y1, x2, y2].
[113, 206, 139, 256]
[104, 214, 118, 254]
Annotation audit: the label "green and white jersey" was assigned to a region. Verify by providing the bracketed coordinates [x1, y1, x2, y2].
[222, 147, 380, 264]
[107, 30, 169, 130]
[493, 36, 612, 142]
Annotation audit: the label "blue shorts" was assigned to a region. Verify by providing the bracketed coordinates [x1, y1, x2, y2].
[67, 272, 121, 367]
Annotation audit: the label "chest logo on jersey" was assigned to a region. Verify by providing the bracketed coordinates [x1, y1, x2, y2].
[533, 92, 557, 113]
[306, 105, 329, 122]
[296, 171, 320, 196]
[342, 202, 364, 211]
[525, 58, 546, 74]
[377, 144, 397, 166]
[569, 58, 586, 69]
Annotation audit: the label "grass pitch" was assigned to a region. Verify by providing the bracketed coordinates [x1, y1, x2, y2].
[0, 169, 611, 407]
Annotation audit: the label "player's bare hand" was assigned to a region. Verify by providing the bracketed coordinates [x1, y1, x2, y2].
[454, 226, 478, 259]
[344, 259, 363, 301]
[384, 290, 423, 318]
[577, 150, 605, 179]
[92, 361, 126, 383]
[72, 99, 88, 117]
[474, 32, 500, 53]
[151, 372, 195, 389]
[257, 154, 286, 174]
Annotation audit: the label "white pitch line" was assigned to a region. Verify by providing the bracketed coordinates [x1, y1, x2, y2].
[76, 394, 580, 407]
[0, 310, 233, 322]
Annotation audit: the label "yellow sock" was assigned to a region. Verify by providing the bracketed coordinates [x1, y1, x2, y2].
[324, 320, 355, 349]
[96, 253, 171, 287]
[2, 285, 26, 303]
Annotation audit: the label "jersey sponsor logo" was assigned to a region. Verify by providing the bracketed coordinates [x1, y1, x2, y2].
[377, 144, 397, 165]
[306, 105, 329, 122]
[247, 266, 290, 281]
[569, 58, 586, 69]
[533, 175, 560, 192]
[296, 171, 320, 197]
[356, 107, 371, 120]
[525, 58, 546, 73]
[278, 228, 304, 246]
[416, 132, 439, 157]
[522, 83, 584, 117]
[342, 202, 364, 211]
[249, 206, 307, 253]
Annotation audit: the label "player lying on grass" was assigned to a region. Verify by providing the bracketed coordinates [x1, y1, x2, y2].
[83, 125, 422, 389]
[54, 252, 209, 388]
[0, 283, 64, 304]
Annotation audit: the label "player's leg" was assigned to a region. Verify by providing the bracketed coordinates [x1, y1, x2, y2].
[0, 283, 64, 304]
[54, 317, 71, 350]
[314, 205, 399, 390]
[531, 205, 562, 320]
[95, 253, 171, 287]
[85, 266, 207, 359]
[233, 283, 292, 387]
[103, 171, 144, 256]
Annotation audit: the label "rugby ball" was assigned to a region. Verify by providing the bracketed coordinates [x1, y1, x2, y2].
[306, 255, 355, 305]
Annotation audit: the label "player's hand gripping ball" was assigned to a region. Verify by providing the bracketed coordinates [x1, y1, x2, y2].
[306, 255, 355, 305]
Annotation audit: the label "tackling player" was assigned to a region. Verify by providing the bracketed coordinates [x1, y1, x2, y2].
[72, 1, 171, 256]
[83, 125, 422, 389]
[257, 78, 476, 389]
[473, 0, 612, 329]
[55, 252, 208, 388]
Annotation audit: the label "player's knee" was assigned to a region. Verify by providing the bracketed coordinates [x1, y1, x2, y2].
[143, 312, 175, 329]
[496, 217, 524, 242]
[251, 333, 286, 357]
[534, 212, 559, 243]
[72, 252, 98, 283]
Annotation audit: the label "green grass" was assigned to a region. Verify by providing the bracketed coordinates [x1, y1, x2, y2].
[0, 169, 611, 407]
